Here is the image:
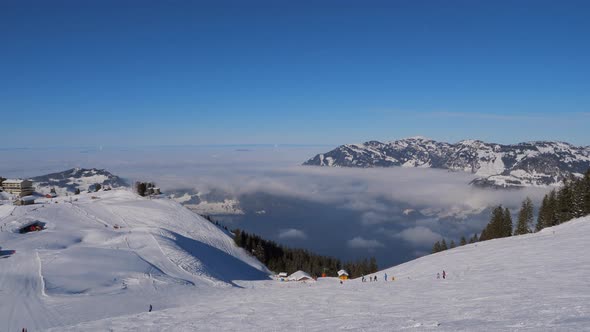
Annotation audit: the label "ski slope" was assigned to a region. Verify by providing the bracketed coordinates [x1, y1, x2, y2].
[54, 217, 590, 331]
[0, 189, 269, 331]
[2, 189, 590, 331]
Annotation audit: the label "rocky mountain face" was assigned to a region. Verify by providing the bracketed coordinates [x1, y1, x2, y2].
[303, 137, 590, 187]
[31, 168, 127, 195]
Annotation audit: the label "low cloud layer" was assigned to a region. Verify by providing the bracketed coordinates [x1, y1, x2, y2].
[278, 228, 307, 240]
[347, 236, 384, 250]
[0, 146, 553, 266]
[392, 226, 443, 247]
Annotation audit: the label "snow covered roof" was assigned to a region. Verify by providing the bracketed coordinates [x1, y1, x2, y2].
[337, 270, 349, 276]
[288, 270, 312, 281]
[3, 179, 30, 184]
[20, 196, 36, 201]
[278, 272, 288, 277]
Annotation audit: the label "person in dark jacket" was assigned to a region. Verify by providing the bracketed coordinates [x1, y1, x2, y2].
[149, 304, 153, 312]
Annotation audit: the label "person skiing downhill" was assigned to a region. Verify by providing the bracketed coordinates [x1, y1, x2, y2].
[384, 273, 388, 281]
[437, 273, 440, 279]
[149, 304, 152, 312]
[442, 270, 446, 279]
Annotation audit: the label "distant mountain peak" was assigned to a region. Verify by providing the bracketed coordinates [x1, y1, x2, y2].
[303, 138, 590, 188]
[31, 168, 127, 195]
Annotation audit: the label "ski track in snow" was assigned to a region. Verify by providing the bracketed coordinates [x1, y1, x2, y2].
[1, 189, 589, 331]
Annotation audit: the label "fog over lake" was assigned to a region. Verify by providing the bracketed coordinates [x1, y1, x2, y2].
[1, 145, 550, 268]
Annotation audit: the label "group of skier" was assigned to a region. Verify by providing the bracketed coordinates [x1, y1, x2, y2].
[436, 270, 447, 279]
[361, 272, 392, 282]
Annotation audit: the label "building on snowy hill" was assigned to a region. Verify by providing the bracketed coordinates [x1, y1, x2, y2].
[288, 270, 313, 281]
[2, 179, 34, 197]
[337, 270, 349, 280]
[14, 196, 35, 206]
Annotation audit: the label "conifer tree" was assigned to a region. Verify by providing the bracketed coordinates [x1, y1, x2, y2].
[557, 182, 574, 223]
[571, 180, 586, 218]
[583, 170, 590, 215]
[515, 197, 534, 235]
[460, 236, 467, 246]
[441, 239, 448, 250]
[489, 206, 505, 239]
[432, 241, 441, 253]
[547, 190, 559, 227]
[369, 257, 378, 272]
[503, 208, 513, 237]
[450, 240, 456, 249]
[536, 195, 549, 232]
[479, 228, 487, 242]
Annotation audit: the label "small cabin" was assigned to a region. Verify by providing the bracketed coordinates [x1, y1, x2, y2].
[14, 196, 35, 206]
[337, 269, 349, 280]
[288, 270, 313, 282]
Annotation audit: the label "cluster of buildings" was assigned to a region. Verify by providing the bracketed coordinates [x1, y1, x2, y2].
[0, 179, 36, 205]
[276, 269, 350, 282]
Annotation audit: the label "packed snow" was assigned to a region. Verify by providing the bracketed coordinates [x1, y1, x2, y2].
[0, 189, 268, 331]
[2, 189, 590, 331]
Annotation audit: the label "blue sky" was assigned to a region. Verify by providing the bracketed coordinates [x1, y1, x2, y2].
[1, 0, 589, 147]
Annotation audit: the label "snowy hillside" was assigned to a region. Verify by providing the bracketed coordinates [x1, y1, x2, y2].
[0, 189, 269, 331]
[31, 167, 127, 195]
[169, 191, 245, 215]
[32, 214, 590, 331]
[304, 137, 590, 187]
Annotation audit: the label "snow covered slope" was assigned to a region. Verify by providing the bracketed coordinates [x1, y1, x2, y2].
[304, 137, 590, 187]
[0, 189, 269, 331]
[44, 215, 590, 331]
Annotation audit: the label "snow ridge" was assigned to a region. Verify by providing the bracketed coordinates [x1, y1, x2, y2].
[303, 138, 590, 187]
[31, 168, 127, 195]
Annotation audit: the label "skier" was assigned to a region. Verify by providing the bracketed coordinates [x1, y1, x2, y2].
[374, 275, 378, 282]
[437, 273, 440, 279]
[442, 270, 446, 279]
[149, 304, 152, 312]
[361, 275, 365, 282]
[384, 273, 387, 281]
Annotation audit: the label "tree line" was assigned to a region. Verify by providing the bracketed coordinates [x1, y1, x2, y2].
[536, 170, 590, 231]
[432, 169, 590, 253]
[233, 229, 378, 278]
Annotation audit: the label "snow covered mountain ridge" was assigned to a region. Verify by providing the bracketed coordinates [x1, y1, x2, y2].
[303, 137, 590, 187]
[31, 167, 127, 195]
